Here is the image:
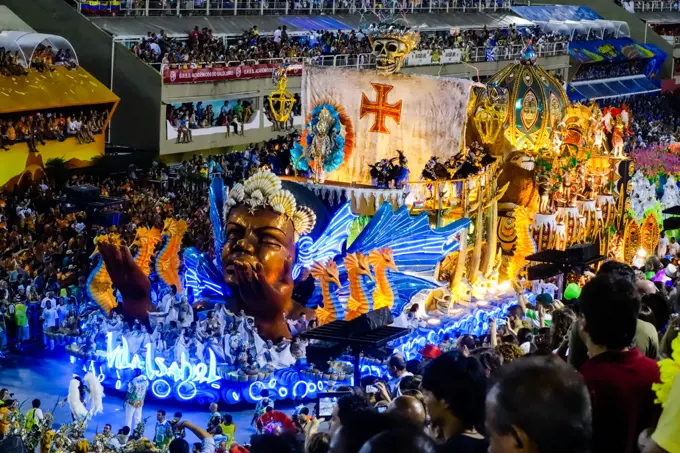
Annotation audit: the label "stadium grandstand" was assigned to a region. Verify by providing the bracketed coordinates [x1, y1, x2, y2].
[0, 0, 672, 158]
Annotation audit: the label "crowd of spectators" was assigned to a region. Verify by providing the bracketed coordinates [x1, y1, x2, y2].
[573, 60, 649, 82]
[650, 23, 680, 37]
[0, 45, 78, 77]
[3, 256, 680, 453]
[600, 94, 680, 150]
[167, 100, 259, 137]
[132, 24, 570, 68]
[0, 109, 109, 151]
[618, 0, 679, 12]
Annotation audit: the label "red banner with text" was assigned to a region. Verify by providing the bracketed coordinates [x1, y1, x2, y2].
[162, 64, 303, 84]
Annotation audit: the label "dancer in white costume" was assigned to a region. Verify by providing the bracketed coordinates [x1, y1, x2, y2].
[67, 372, 105, 420]
[124, 370, 149, 431]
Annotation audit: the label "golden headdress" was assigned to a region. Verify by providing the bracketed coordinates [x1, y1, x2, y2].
[365, 22, 420, 53]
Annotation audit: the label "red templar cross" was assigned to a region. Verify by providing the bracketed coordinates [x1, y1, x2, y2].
[360, 83, 402, 134]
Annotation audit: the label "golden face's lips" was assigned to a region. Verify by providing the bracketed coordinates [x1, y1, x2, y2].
[224, 254, 258, 273]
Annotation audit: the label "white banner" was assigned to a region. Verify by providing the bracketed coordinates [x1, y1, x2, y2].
[441, 48, 462, 64]
[302, 66, 477, 184]
[405, 50, 432, 67]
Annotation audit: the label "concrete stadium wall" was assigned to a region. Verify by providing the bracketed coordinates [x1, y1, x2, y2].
[0, 6, 33, 31]
[0, 0, 161, 151]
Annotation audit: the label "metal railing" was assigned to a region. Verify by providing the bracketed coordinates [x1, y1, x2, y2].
[463, 41, 568, 62]
[632, 1, 679, 11]
[78, 0, 512, 16]
[161, 56, 309, 68]
[157, 41, 568, 81]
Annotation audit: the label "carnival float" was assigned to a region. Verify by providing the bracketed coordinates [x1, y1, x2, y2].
[61, 19, 658, 407]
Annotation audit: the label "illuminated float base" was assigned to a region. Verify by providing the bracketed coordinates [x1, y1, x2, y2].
[66, 293, 520, 406]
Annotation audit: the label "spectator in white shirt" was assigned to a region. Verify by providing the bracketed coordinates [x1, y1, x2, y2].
[387, 354, 413, 396]
[657, 232, 669, 258]
[56, 298, 68, 327]
[273, 27, 282, 44]
[670, 237, 680, 257]
[25, 399, 44, 430]
[67, 118, 80, 136]
[42, 300, 59, 350]
[149, 41, 161, 56]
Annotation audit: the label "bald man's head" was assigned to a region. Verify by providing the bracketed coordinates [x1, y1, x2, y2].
[636, 279, 657, 297]
[386, 396, 426, 427]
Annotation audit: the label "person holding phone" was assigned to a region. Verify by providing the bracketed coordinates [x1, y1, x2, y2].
[168, 420, 215, 453]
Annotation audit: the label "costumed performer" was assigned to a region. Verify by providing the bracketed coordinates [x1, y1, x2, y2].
[124, 369, 149, 432]
[85, 372, 105, 417]
[68, 375, 88, 421]
[67, 372, 104, 420]
[251, 389, 274, 432]
[98, 170, 317, 341]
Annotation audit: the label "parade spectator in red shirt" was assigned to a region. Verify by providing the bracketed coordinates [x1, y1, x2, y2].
[578, 274, 661, 453]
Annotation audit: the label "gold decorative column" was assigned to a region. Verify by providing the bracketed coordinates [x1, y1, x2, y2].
[579, 200, 597, 241]
[557, 206, 580, 245]
[532, 213, 558, 251]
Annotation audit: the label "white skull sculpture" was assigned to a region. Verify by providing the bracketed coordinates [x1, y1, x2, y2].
[372, 38, 409, 74]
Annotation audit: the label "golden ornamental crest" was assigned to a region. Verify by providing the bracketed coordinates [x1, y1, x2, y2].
[268, 64, 296, 123]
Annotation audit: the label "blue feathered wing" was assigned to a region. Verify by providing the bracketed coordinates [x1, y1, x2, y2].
[347, 202, 471, 275]
[209, 176, 226, 270]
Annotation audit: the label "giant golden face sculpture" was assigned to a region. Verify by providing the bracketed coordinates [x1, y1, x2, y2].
[220, 171, 316, 339]
[222, 205, 297, 339]
[100, 171, 316, 341]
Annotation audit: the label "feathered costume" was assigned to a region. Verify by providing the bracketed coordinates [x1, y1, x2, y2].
[68, 372, 105, 420]
[84, 372, 105, 416]
[68, 377, 88, 420]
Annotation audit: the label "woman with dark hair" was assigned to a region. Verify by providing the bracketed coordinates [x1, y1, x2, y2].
[471, 348, 503, 377]
[421, 351, 488, 453]
[638, 304, 657, 329]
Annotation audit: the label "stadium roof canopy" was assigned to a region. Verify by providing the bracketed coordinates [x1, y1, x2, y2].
[90, 12, 535, 38]
[635, 11, 680, 24]
[537, 19, 630, 40]
[568, 75, 661, 102]
[0, 31, 79, 67]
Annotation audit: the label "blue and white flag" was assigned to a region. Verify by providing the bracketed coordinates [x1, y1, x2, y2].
[486, 46, 496, 62]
